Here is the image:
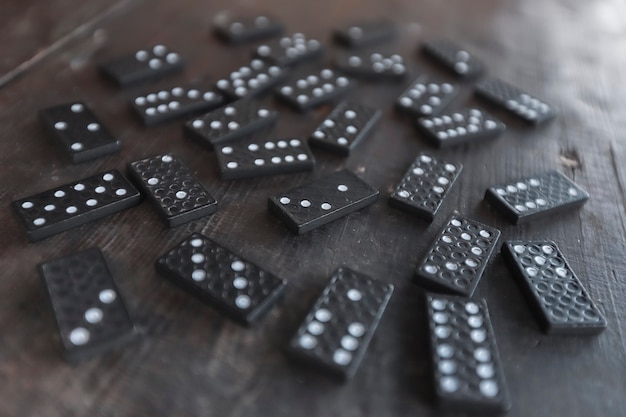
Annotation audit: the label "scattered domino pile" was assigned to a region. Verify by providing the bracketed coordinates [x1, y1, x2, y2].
[12, 13, 607, 415]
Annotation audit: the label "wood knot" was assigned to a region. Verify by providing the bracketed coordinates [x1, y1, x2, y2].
[559, 149, 582, 169]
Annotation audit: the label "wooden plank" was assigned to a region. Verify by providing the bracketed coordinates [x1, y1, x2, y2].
[0, 0, 625, 416]
[0, 0, 138, 88]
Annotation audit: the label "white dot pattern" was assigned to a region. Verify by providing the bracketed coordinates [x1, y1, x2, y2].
[101, 45, 182, 88]
[133, 83, 222, 123]
[41, 102, 121, 160]
[157, 234, 287, 324]
[127, 154, 216, 224]
[269, 170, 377, 234]
[309, 101, 380, 153]
[15, 170, 139, 237]
[424, 40, 483, 78]
[396, 76, 457, 117]
[256, 33, 321, 67]
[277, 67, 353, 111]
[419, 108, 504, 147]
[477, 78, 554, 124]
[503, 241, 606, 331]
[215, 58, 284, 99]
[417, 216, 500, 295]
[217, 136, 313, 178]
[185, 100, 276, 147]
[339, 52, 406, 79]
[38, 248, 138, 361]
[391, 154, 462, 220]
[428, 296, 508, 408]
[486, 171, 588, 222]
[289, 267, 393, 378]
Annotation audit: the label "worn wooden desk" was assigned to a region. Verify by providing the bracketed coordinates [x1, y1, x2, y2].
[1, 0, 625, 416]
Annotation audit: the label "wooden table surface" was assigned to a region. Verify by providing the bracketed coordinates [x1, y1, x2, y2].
[1, 0, 625, 416]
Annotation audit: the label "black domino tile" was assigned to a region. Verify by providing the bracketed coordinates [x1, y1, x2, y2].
[155, 233, 287, 325]
[422, 39, 484, 79]
[39, 102, 120, 164]
[426, 294, 511, 413]
[276, 69, 355, 112]
[39, 248, 138, 363]
[255, 33, 324, 67]
[12, 170, 141, 242]
[215, 137, 315, 180]
[414, 215, 501, 297]
[268, 169, 379, 234]
[501, 241, 607, 335]
[127, 154, 218, 227]
[389, 154, 462, 221]
[484, 171, 589, 224]
[334, 52, 407, 81]
[215, 59, 289, 101]
[475, 78, 556, 125]
[131, 83, 224, 126]
[395, 75, 459, 118]
[213, 15, 284, 44]
[184, 100, 278, 149]
[288, 266, 394, 380]
[309, 101, 381, 156]
[333, 19, 396, 48]
[416, 108, 506, 148]
[99, 45, 184, 87]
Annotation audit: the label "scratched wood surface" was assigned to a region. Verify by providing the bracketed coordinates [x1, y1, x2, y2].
[1, 0, 625, 416]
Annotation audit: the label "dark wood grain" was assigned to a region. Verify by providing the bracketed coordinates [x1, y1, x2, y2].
[1, 0, 625, 416]
[0, 0, 139, 87]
